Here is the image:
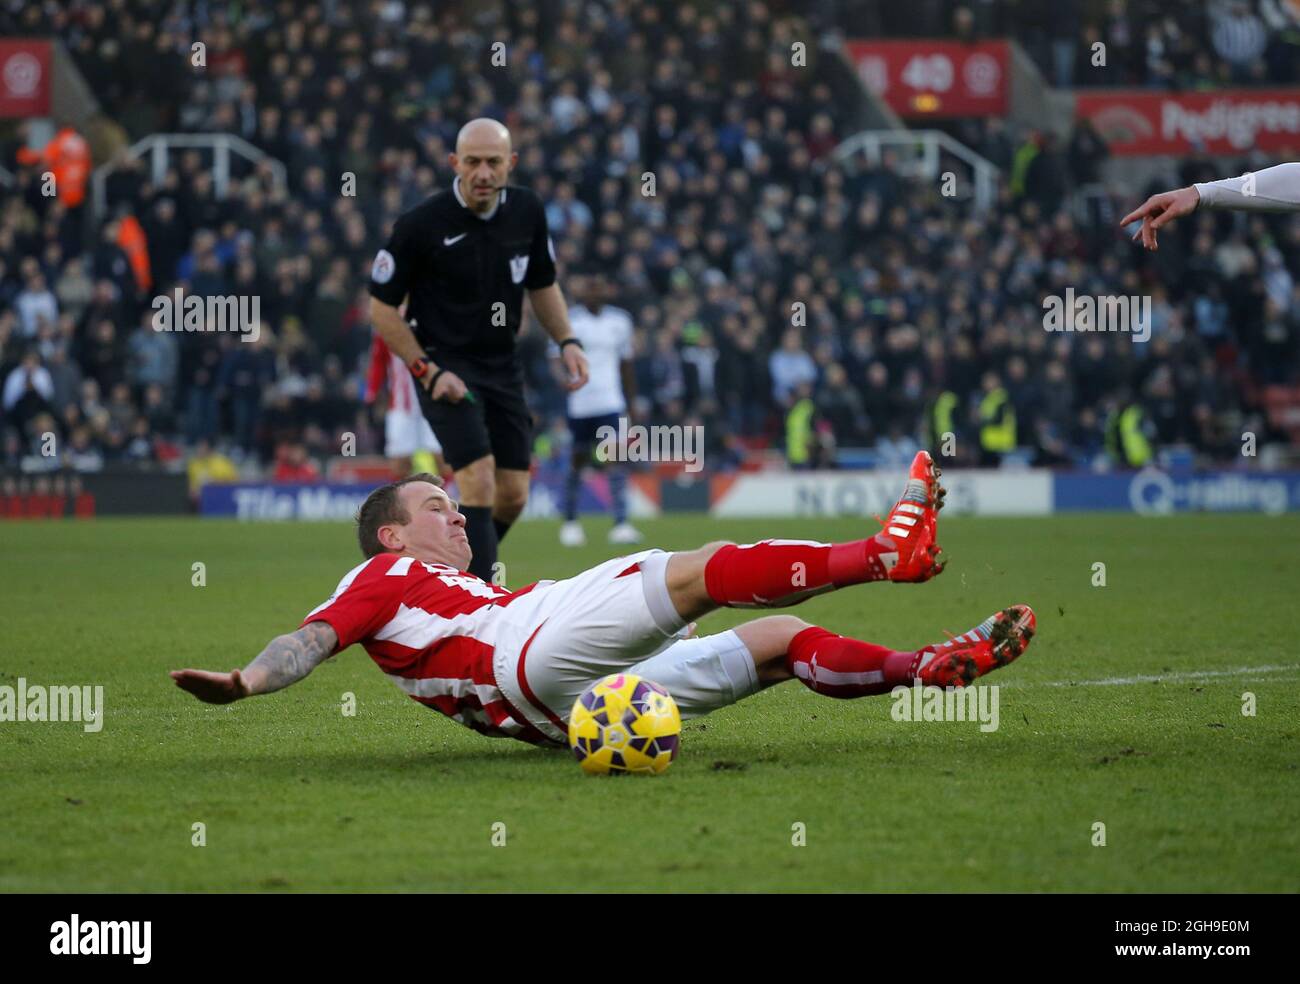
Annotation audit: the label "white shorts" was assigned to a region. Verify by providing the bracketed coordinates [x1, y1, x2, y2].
[493, 550, 760, 743]
[385, 408, 442, 458]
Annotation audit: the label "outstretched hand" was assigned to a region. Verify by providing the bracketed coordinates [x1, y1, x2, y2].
[170, 668, 252, 704]
[1120, 186, 1201, 251]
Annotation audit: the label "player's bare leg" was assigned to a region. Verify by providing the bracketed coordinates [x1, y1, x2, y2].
[730, 616, 802, 685]
[456, 453, 496, 505]
[493, 466, 529, 545]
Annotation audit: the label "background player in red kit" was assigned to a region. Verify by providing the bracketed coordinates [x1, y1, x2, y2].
[364, 331, 446, 478]
[170, 452, 1036, 745]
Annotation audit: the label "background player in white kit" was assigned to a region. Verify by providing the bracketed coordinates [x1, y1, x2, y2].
[365, 330, 446, 478]
[551, 270, 642, 547]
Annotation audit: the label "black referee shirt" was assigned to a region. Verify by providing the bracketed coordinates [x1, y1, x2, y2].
[368, 178, 557, 369]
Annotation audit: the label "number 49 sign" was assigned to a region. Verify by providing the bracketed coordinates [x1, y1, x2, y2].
[846, 40, 1008, 118]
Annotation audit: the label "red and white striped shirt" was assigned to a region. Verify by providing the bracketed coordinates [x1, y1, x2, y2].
[364, 334, 418, 414]
[300, 553, 557, 745]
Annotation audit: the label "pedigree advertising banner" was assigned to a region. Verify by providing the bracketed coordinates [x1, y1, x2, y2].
[0, 40, 52, 117]
[1077, 89, 1300, 155]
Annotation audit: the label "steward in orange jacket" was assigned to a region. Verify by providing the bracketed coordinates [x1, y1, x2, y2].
[16, 126, 92, 208]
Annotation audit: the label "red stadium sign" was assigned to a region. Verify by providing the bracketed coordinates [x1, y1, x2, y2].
[0, 39, 51, 117]
[845, 40, 1008, 118]
[1076, 90, 1300, 156]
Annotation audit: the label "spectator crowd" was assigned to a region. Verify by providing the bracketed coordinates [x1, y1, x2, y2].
[1, 0, 1298, 482]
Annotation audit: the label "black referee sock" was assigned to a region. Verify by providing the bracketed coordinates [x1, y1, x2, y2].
[462, 506, 499, 582]
[494, 516, 514, 545]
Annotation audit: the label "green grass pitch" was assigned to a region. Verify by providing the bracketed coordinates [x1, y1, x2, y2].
[1, 513, 1297, 892]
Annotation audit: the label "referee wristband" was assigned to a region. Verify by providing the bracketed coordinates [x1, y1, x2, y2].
[428, 368, 446, 388]
[560, 338, 584, 351]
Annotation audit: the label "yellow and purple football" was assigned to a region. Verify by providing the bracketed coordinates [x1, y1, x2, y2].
[568, 674, 682, 775]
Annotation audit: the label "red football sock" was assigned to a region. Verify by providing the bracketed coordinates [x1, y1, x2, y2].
[703, 537, 896, 608]
[786, 625, 919, 698]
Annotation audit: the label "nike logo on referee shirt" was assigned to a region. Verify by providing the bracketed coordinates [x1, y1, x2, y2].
[443, 233, 467, 246]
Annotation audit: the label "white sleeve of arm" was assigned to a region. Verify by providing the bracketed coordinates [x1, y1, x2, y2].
[1194, 162, 1300, 212]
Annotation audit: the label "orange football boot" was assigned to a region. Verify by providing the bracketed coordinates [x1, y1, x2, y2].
[876, 450, 947, 583]
[916, 605, 1037, 687]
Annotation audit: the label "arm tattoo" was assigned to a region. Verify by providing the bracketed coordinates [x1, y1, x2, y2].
[244, 622, 338, 695]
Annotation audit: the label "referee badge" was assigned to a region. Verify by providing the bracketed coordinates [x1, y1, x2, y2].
[371, 249, 395, 284]
[509, 254, 530, 284]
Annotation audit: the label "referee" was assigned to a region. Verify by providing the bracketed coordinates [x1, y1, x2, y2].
[368, 118, 589, 581]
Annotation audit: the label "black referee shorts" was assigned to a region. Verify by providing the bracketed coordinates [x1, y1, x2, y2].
[412, 362, 534, 472]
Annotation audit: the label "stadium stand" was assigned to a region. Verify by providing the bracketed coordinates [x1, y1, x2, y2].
[2, 0, 1297, 480]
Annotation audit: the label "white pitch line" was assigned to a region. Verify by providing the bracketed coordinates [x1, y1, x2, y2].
[1008, 665, 1300, 688]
